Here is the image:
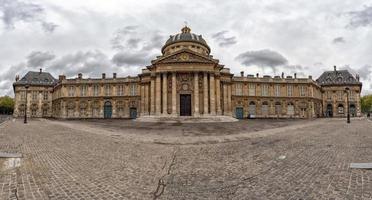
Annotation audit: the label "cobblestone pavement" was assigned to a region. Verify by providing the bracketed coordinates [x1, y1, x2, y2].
[0, 118, 372, 199]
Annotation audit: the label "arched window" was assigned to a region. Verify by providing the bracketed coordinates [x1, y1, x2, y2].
[287, 102, 294, 116]
[337, 104, 344, 114]
[262, 101, 269, 116]
[275, 102, 282, 115]
[248, 101, 256, 115]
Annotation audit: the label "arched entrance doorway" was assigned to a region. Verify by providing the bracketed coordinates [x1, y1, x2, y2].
[350, 104, 356, 117]
[103, 101, 112, 118]
[287, 102, 294, 116]
[130, 107, 137, 119]
[235, 107, 244, 119]
[248, 101, 256, 118]
[326, 104, 333, 117]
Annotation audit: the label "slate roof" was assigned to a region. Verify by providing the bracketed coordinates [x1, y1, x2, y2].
[14, 71, 57, 86]
[316, 69, 361, 86]
[162, 26, 210, 53]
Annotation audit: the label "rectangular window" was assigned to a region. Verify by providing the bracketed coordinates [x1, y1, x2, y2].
[327, 91, 332, 100]
[300, 86, 307, 97]
[32, 91, 38, 100]
[43, 91, 49, 100]
[68, 86, 75, 97]
[80, 85, 87, 96]
[349, 90, 354, 101]
[248, 84, 255, 96]
[93, 85, 100, 96]
[261, 84, 269, 96]
[275, 84, 280, 97]
[338, 91, 343, 101]
[130, 84, 137, 96]
[235, 84, 243, 96]
[117, 85, 124, 96]
[287, 85, 293, 97]
[20, 91, 26, 101]
[105, 85, 111, 96]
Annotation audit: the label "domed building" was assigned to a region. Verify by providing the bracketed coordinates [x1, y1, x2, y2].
[12, 26, 362, 120]
[138, 26, 234, 120]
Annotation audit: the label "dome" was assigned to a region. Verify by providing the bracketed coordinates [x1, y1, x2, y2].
[161, 26, 210, 54]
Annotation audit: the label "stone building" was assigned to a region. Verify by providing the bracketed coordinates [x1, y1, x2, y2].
[316, 66, 362, 117]
[12, 26, 362, 120]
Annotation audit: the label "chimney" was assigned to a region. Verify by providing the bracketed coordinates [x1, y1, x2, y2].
[15, 75, 19, 81]
[240, 71, 244, 77]
[256, 73, 259, 78]
[308, 75, 313, 80]
[59, 75, 66, 81]
[113, 73, 117, 79]
[281, 72, 284, 78]
[294, 73, 297, 79]
[334, 66, 337, 71]
[102, 73, 106, 79]
[356, 74, 360, 81]
[78, 73, 82, 79]
[39, 68, 42, 74]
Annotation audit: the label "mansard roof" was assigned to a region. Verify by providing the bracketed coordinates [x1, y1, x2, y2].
[316, 69, 361, 86]
[14, 71, 57, 86]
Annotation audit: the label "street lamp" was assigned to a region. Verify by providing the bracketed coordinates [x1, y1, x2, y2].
[345, 87, 350, 124]
[24, 85, 29, 124]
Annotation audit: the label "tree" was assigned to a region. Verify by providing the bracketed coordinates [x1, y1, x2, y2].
[361, 95, 372, 113]
[0, 96, 15, 115]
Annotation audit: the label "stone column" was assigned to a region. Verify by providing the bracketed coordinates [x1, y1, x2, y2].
[171, 73, 177, 116]
[216, 76, 221, 115]
[144, 84, 149, 115]
[194, 72, 200, 116]
[140, 84, 145, 115]
[155, 73, 161, 115]
[223, 84, 228, 115]
[150, 77, 155, 115]
[209, 74, 216, 115]
[227, 83, 232, 115]
[162, 73, 168, 115]
[203, 72, 209, 115]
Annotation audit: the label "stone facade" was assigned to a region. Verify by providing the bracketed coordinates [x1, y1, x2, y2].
[12, 26, 363, 119]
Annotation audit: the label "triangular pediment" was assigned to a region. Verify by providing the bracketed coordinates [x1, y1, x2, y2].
[151, 49, 219, 65]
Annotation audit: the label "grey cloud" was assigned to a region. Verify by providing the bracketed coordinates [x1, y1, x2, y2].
[340, 65, 372, 80]
[47, 50, 113, 78]
[347, 6, 372, 28]
[112, 52, 152, 67]
[236, 49, 288, 67]
[0, 0, 58, 32]
[332, 37, 345, 44]
[27, 51, 55, 68]
[41, 22, 58, 33]
[212, 31, 237, 47]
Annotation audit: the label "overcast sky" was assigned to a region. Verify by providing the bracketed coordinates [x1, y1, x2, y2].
[0, 0, 372, 96]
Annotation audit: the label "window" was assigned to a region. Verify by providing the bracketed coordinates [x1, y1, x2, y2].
[327, 91, 332, 100]
[235, 84, 243, 96]
[80, 85, 88, 96]
[261, 84, 269, 96]
[130, 84, 137, 96]
[287, 85, 293, 97]
[32, 91, 38, 100]
[20, 91, 26, 101]
[275, 84, 280, 97]
[338, 104, 344, 114]
[300, 86, 307, 97]
[349, 90, 354, 101]
[105, 85, 111, 96]
[248, 84, 255, 96]
[43, 91, 49, 100]
[117, 85, 124, 96]
[338, 91, 343, 101]
[93, 85, 100, 96]
[68, 86, 75, 97]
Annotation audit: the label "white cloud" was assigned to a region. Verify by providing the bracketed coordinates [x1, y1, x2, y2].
[1, 0, 372, 96]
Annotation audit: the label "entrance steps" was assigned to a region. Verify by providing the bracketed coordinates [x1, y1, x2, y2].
[135, 115, 238, 123]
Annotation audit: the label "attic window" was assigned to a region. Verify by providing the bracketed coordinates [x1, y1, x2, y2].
[336, 77, 342, 82]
